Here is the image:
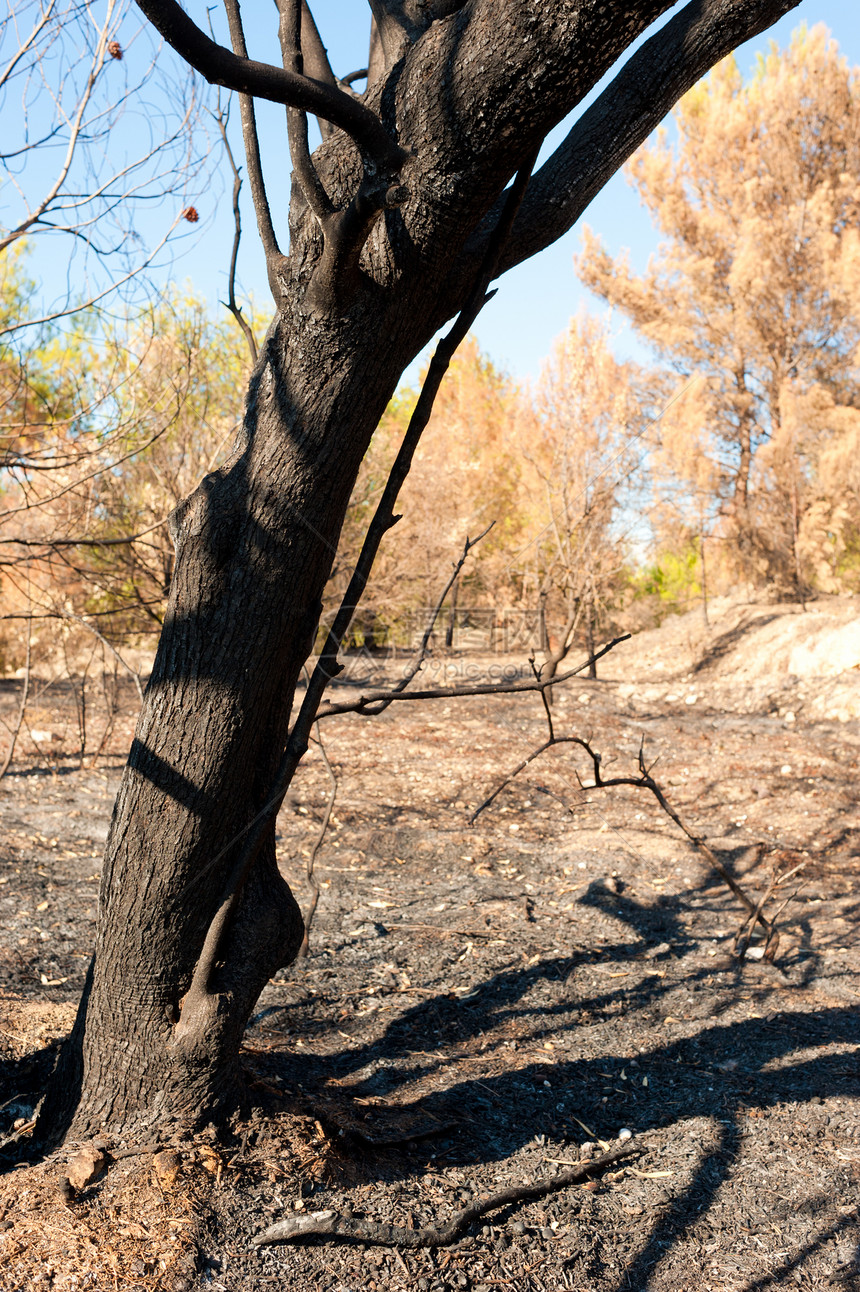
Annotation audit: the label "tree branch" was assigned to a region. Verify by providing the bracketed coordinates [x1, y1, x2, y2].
[473, 716, 775, 945]
[481, 0, 802, 276]
[134, 0, 408, 173]
[319, 634, 630, 721]
[212, 94, 259, 362]
[276, 0, 333, 221]
[296, 714, 337, 957]
[222, 0, 285, 296]
[299, 1, 339, 136]
[343, 522, 496, 720]
[0, 606, 31, 783]
[254, 1141, 638, 1247]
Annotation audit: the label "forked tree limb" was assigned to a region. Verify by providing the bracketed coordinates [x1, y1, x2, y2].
[317, 633, 631, 720]
[277, 0, 333, 222]
[223, 0, 285, 293]
[344, 522, 496, 720]
[253, 1142, 638, 1248]
[135, 0, 408, 173]
[475, 720, 775, 942]
[489, 0, 802, 276]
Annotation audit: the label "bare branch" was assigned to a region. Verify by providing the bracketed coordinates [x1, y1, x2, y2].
[366, 1, 413, 70]
[299, 1, 339, 136]
[296, 715, 337, 958]
[276, 0, 333, 221]
[222, 0, 284, 294]
[318, 634, 630, 720]
[0, 0, 115, 257]
[0, 0, 211, 329]
[212, 94, 259, 362]
[254, 1141, 639, 1247]
[350, 522, 496, 719]
[49, 609, 145, 702]
[367, 14, 386, 85]
[479, 0, 803, 276]
[0, 211, 186, 338]
[473, 720, 775, 944]
[135, 0, 408, 173]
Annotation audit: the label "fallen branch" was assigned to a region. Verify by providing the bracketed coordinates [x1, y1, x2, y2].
[252, 1141, 638, 1248]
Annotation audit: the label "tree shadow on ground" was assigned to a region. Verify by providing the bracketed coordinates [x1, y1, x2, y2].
[260, 966, 857, 1287]
[255, 874, 858, 1288]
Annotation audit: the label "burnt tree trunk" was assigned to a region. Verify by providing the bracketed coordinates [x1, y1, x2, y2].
[40, 304, 437, 1138]
[38, 0, 801, 1142]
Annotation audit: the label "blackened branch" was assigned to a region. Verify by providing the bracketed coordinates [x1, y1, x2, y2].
[480, 0, 803, 276]
[350, 522, 496, 720]
[474, 721, 778, 948]
[318, 633, 629, 720]
[277, 0, 333, 221]
[212, 94, 259, 362]
[135, 0, 408, 173]
[223, 0, 285, 297]
[296, 713, 338, 957]
[253, 1142, 638, 1248]
[300, 2, 338, 90]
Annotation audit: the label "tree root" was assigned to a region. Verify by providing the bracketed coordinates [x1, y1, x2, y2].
[252, 1141, 638, 1248]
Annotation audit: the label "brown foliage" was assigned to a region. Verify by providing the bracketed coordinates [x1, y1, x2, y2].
[577, 26, 860, 597]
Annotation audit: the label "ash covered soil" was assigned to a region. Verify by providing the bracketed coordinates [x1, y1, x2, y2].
[0, 597, 858, 1291]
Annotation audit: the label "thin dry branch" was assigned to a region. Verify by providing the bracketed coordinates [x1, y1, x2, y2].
[474, 711, 777, 945]
[317, 633, 630, 720]
[211, 93, 259, 362]
[277, 0, 333, 222]
[296, 715, 337, 958]
[253, 1141, 638, 1248]
[223, 0, 285, 295]
[345, 522, 495, 719]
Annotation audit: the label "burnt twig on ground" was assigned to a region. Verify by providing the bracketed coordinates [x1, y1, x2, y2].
[252, 1141, 638, 1248]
